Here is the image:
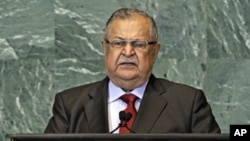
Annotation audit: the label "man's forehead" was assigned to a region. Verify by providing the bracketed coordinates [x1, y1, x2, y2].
[108, 19, 151, 39]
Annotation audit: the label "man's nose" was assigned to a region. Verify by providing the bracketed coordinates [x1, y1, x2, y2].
[122, 43, 135, 56]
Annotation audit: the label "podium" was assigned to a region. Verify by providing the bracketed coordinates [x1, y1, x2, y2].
[11, 133, 229, 141]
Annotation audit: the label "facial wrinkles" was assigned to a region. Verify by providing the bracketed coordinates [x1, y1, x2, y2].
[111, 19, 148, 40]
[117, 55, 138, 66]
[107, 16, 154, 72]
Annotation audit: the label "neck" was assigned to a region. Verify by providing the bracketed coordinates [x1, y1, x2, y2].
[121, 88, 133, 93]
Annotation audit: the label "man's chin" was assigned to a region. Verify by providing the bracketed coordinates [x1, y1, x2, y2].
[118, 63, 137, 69]
[118, 75, 137, 81]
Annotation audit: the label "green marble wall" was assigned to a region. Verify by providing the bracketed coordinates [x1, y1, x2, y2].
[0, 0, 250, 140]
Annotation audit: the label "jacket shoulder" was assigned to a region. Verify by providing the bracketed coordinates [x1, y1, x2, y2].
[54, 77, 108, 106]
[156, 77, 200, 92]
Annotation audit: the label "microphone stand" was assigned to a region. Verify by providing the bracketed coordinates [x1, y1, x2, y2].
[110, 122, 135, 134]
[110, 126, 120, 134]
[110, 111, 136, 134]
[123, 123, 135, 133]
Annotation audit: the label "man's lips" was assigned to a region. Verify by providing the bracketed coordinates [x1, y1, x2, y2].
[118, 58, 138, 66]
[120, 62, 136, 65]
[119, 62, 137, 66]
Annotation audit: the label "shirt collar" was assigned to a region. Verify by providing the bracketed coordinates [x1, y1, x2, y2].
[108, 80, 148, 103]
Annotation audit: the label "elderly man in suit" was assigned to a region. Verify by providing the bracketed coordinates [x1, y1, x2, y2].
[45, 8, 221, 134]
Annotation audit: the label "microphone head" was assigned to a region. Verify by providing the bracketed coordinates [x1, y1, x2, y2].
[119, 111, 126, 121]
[125, 112, 132, 122]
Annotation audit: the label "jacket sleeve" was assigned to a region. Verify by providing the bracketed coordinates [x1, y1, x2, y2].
[44, 94, 69, 133]
[191, 89, 221, 133]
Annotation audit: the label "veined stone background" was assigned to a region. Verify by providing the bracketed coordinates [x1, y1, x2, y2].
[0, 0, 250, 140]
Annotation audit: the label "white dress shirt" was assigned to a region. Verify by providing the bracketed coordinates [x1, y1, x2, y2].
[108, 80, 148, 133]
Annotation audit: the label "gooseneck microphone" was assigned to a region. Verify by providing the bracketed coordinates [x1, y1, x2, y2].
[110, 111, 135, 133]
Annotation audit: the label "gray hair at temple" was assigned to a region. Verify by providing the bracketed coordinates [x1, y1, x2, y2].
[103, 8, 158, 41]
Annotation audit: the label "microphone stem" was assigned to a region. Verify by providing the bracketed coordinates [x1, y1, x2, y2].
[125, 125, 135, 133]
[110, 126, 120, 134]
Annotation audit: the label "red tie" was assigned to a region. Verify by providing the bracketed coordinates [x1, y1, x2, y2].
[119, 94, 138, 134]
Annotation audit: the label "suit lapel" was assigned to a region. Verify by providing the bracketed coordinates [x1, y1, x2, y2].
[83, 77, 110, 133]
[133, 75, 168, 133]
[79, 75, 169, 133]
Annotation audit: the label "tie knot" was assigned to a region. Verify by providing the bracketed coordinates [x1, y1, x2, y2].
[121, 94, 138, 104]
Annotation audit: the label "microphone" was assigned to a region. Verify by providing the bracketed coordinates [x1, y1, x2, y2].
[110, 111, 135, 133]
[110, 111, 127, 134]
[122, 112, 136, 133]
[119, 111, 131, 127]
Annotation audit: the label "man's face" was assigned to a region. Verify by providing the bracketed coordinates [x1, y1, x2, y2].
[102, 15, 160, 89]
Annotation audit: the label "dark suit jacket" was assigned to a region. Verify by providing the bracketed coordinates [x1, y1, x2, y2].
[44, 75, 221, 133]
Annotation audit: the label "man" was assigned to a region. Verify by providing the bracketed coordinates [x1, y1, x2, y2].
[45, 8, 221, 134]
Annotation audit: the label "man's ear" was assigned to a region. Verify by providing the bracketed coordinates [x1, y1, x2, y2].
[101, 40, 106, 54]
[152, 42, 160, 62]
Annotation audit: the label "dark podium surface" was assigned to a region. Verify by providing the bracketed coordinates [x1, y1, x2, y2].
[10, 133, 230, 141]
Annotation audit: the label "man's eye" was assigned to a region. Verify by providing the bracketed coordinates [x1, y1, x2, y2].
[133, 41, 145, 48]
[113, 41, 126, 46]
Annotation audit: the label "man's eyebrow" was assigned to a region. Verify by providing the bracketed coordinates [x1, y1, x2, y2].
[113, 37, 142, 41]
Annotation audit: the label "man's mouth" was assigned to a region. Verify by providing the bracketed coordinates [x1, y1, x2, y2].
[120, 62, 136, 65]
